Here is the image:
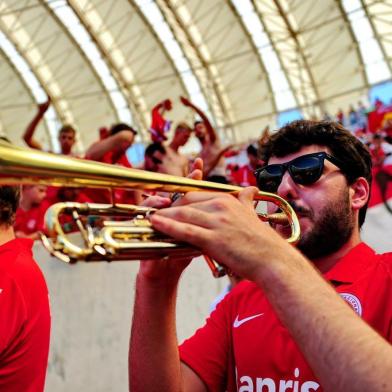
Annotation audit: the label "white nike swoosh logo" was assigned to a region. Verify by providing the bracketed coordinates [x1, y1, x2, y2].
[233, 313, 264, 328]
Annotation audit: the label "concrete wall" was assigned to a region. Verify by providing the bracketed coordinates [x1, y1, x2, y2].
[35, 245, 226, 392]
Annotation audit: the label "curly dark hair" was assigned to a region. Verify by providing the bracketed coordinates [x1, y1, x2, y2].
[110, 123, 137, 136]
[260, 120, 372, 227]
[0, 186, 20, 226]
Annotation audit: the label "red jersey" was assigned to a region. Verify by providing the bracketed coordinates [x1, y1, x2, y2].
[180, 243, 392, 391]
[14, 199, 51, 236]
[83, 151, 137, 204]
[150, 106, 171, 142]
[370, 145, 386, 167]
[231, 164, 257, 187]
[0, 238, 50, 391]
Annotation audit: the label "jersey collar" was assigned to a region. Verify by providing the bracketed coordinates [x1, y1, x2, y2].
[323, 243, 376, 284]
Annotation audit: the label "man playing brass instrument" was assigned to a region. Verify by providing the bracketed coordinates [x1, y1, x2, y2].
[130, 120, 392, 391]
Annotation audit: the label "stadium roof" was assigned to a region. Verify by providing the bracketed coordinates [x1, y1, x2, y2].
[0, 0, 391, 153]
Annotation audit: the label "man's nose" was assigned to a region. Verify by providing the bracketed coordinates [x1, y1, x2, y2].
[277, 171, 298, 200]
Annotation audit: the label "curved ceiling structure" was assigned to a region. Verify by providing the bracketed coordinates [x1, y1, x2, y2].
[0, 0, 391, 153]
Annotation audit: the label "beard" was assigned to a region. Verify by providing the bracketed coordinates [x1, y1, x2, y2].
[297, 187, 355, 259]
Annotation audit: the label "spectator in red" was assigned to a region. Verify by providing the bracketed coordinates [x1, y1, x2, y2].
[84, 123, 141, 204]
[369, 133, 392, 213]
[85, 122, 137, 166]
[0, 185, 50, 391]
[336, 108, 345, 125]
[370, 134, 387, 168]
[348, 105, 358, 128]
[149, 99, 173, 143]
[229, 144, 263, 186]
[374, 97, 384, 111]
[382, 117, 392, 144]
[14, 185, 50, 241]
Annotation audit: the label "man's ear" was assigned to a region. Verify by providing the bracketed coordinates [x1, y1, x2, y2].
[350, 177, 370, 211]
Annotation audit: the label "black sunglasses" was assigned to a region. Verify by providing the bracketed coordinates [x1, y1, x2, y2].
[254, 152, 345, 193]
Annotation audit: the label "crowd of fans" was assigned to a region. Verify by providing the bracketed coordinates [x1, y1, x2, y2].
[12, 95, 392, 240]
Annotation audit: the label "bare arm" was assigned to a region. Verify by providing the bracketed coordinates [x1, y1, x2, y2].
[129, 268, 206, 392]
[23, 98, 51, 150]
[151, 188, 392, 392]
[252, 242, 392, 392]
[84, 131, 134, 160]
[180, 96, 217, 143]
[129, 159, 207, 392]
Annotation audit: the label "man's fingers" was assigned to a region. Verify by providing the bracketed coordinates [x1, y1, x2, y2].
[151, 214, 210, 247]
[154, 205, 212, 228]
[188, 158, 203, 180]
[188, 169, 203, 181]
[141, 195, 171, 208]
[171, 191, 233, 207]
[237, 187, 259, 208]
[184, 158, 203, 183]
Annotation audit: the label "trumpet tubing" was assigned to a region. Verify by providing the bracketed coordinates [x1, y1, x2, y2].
[0, 141, 300, 264]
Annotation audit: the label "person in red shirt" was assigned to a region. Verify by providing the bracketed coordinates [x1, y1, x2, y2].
[0, 185, 50, 391]
[229, 144, 263, 186]
[84, 123, 141, 204]
[14, 185, 50, 240]
[149, 99, 173, 143]
[370, 134, 387, 168]
[130, 120, 392, 391]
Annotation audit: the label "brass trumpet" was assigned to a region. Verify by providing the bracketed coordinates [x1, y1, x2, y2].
[0, 141, 300, 269]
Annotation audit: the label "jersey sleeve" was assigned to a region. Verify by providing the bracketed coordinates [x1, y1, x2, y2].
[179, 294, 233, 391]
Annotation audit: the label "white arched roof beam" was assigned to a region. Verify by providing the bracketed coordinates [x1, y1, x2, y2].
[133, 0, 209, 111]
[0, 7, 66, 151]
[253, 0, 370, 117]
[158, 0, 279, 142]
[63, 0, 150, 138]
[0, 1, 119, 152]
[335, 0, 370, 89]
[129, 0, 191, 101]
[0, 3, 74, 130]
[69, 0, 203, 142]
[0, 32, 60, 147]
[252, 0, 321, 117]
[43, 1, 135, 133]
[362, 0, 392, 77]
[231, 0, 296, 115]
[343, 0, 392, 83]
[132, 0, 212, 151]
[156, 0, 235, 141]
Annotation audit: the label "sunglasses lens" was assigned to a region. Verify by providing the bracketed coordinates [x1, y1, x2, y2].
[256, 154, 326, 192]
[256, 165, 284, 192]
[290, 156, 323, 185]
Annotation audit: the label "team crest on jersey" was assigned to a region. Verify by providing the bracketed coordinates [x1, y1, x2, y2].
[339, 293, 362, 316]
